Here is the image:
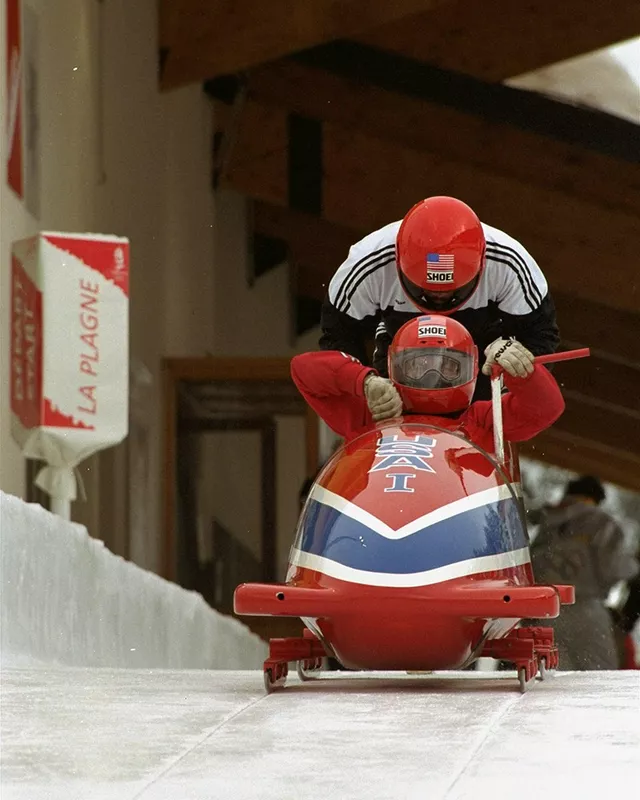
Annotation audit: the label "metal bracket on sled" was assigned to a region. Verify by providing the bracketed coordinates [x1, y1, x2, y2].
[482, 626, 559, 692]
[263, 630, 328, 693]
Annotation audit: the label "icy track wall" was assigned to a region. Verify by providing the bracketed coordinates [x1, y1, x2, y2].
[0, 492, 268, 669]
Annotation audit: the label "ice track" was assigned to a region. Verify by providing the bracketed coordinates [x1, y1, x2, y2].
[2, 668, 639, 799]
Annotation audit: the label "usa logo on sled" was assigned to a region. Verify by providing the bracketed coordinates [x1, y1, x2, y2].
[369, 434, 436, 493]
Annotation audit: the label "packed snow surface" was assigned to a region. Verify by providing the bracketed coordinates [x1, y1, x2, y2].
[2, 668, 638, 799]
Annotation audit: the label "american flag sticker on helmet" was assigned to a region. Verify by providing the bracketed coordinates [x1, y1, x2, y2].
[426, 253, 455, 283]
[426, 253, 455, 266]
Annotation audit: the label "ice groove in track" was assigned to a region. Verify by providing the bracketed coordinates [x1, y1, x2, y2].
[131, 693, 269, 799]
[441, 691, 523, 797]
[441, 671, 573, 797]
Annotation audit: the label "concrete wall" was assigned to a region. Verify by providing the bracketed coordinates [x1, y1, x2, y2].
[1, 0, 102, 502]
[0, 0, 319, 577]
[0, 0, 218, 570]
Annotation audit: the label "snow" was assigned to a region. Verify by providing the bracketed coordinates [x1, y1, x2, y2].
[1, 669, 638, 799]
[0, 491, 267, 670]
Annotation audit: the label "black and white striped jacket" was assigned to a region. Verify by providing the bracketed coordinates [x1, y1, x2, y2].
[319, 219, 560, 396]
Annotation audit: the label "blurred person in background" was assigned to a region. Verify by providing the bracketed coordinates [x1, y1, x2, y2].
[530, 475, 639, 670]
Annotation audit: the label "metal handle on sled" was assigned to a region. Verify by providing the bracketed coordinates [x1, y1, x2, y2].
[531, 347, 591, 366]
[491, 347, 591, 466]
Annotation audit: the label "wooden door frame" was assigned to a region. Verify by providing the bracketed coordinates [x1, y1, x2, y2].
[177, 415, 278, 583]
[161, 357, 318, 581]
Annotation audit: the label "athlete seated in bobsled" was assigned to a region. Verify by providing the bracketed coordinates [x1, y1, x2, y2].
[290, 315, 565, 449]
[235, 317, 577, 692]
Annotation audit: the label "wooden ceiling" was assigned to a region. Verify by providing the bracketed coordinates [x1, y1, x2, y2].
[354, 0, 640, 81]
[159, 0, 449, 89]
[160, 0, 640, 88]
[159, 0, 640, 491]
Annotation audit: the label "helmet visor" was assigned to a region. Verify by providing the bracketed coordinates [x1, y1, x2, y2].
[399, 273, 479, 312]
[390, 347, 475, 390]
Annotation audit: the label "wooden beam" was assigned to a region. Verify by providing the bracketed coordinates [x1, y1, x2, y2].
[177, 418, 274, 433]
[220, 100, 640, 312]
[356, 0, 640, 81]
[289, 42, 639, 164]
[550, 357, 640, 420]
[239, 58, 640, 217]
[549, 396, 640, 458]
[164, 356, 294, 382]
[160, 0, 451, 90]
[552, 292, 640, 368]
[252, 201, 354, 287]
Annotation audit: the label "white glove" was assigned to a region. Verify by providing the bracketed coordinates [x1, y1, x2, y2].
[482, 337, 535, 378]
[363, 374, 403, 421]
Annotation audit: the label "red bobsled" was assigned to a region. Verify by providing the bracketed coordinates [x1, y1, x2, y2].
[234, 352, 587, 693]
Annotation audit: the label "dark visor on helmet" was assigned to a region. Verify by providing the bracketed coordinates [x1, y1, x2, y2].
[398, 272, 479, 313]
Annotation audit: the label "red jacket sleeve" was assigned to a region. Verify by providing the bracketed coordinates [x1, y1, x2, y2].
[463, 364, 565, 443]
[290, 351, 375, 441]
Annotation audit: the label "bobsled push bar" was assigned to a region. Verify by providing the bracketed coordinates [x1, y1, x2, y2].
[491, 347, 590, 464]
[234, 582, 575, 620]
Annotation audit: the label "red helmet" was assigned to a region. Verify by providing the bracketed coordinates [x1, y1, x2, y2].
[396, 196, 485, 314]
[388, 315, 478, 415]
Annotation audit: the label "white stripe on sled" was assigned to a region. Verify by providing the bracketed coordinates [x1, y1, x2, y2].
[289, 546, 531, 588]
[308, 483, 520, 540]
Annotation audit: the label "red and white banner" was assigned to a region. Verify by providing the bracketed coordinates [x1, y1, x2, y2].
[6, 0, 23, 197]
[11, 233, 130, 509]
